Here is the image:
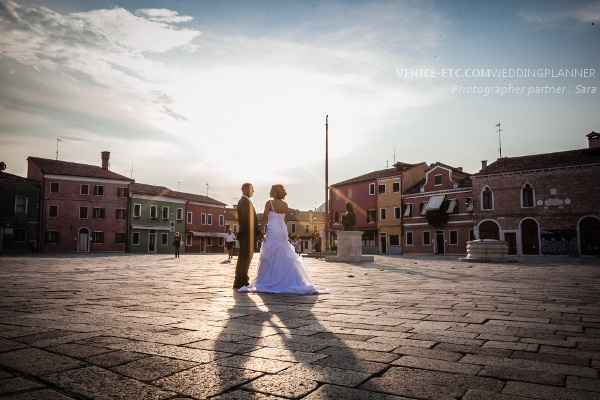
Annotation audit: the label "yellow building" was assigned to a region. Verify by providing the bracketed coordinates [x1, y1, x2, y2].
[377, 162, 428, 254]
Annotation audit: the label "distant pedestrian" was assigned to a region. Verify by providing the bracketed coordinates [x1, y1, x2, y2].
[295, 236, 302, 254]
[313, 232, 322, 259]
[225, 229, 236, 260]
[173, 232, 182, 258]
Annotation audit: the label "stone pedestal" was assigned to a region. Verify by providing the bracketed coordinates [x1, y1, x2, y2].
[460, 239, 515, 263]
[326, 231, 374, 263]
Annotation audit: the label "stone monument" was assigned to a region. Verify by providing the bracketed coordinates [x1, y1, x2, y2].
[326, 202, 374, 263]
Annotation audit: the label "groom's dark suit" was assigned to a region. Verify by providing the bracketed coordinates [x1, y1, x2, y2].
[234, 195, 262, 288]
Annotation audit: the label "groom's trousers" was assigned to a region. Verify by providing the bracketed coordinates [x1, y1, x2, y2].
[234, 237, 255, 288]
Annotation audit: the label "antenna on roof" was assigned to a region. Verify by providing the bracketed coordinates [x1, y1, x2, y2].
[206, 182, 209, 196]
[55, 138, 61, 160]
[495, 122, 503, 158]
[131, 161, 134, 179]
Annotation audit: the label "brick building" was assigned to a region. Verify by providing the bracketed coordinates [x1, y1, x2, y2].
[27, 153, 132, 252]
[471, 132, 600, 256]
[402, 163, 474, 254]
[0, 167, 41, 252]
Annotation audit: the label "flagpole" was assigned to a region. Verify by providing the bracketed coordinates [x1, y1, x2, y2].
[325, 115, 329, 251]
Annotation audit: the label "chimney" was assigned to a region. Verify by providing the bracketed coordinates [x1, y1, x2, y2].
[101, 151, 110, 170]
[481, 160, 487, 170]
[587, 131, 600, 149]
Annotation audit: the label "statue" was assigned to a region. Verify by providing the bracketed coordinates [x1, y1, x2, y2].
[341, 201, 356, 231]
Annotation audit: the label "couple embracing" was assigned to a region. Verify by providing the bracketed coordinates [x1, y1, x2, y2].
[233, 183, 329, 295]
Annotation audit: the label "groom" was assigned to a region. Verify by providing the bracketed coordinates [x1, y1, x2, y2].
[233, 183, 263, 289]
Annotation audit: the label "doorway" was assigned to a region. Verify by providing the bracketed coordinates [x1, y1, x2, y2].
[78, 228, 89, 252]
[435, 231, 445, 254]
[148, 231, 156, 252]
[380, 233, 387, 254]
[580, 217, 600, 255]
[521, 219, 539, 255]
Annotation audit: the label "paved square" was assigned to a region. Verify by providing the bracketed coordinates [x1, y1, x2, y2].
[0, 253, 599, 399]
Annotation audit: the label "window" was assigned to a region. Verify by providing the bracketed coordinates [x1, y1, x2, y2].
[49, 205, 58, 218]
[435, 175, 442, 185]
[50, 182, 59, 193]
[380, 208, 387, 220]
[162, 206, 169, 220]
[132, 232, 140, 245]
[406, 231, 413, 246]
[201, 213, 206, 225]
[482, 187, 493, 210]
[423, 231, 431, 245]
[186, 234, 192, 246]
[466, 197, 474, 213]
[389, 235, 400, 246]
[362, 232, 375, 246]
[446, 199, 458, 214]
[522, 184, 534, 208]
[334, 212, 339, 223]
[81, 184, 89, 195]
[207, 237, 213, 246]
[305, 224, 310, 234]
[13, 228, 26, 242]
[335, 188, 340, 200]
[291, 223, 296, 233]
[219, 215, 224, 226]
[367, 209, 376, 223]
[115, 233, 126, 244]
[379, 184, 386, 194]
[394, 207, 401, 219]
[161, 233, 168, 245]
[80, 207, 88, 219]
[450, 230, 458, 245]
[187, 212, 193, 224]
[393, 182, 400, 193]
[233, 224, 238, 233]
[207, 214, 213, 225]
[117, 187, 127, 197]
[420, 202, 427, 216]
[93, 208, 105, 219]
[15, 195, 28, 214]
[314, 225, 318, 233]
[92, 232, 104, 243]
[116, 209, 126, 220]
[219, 237, 224, 246]
[403, 204, 413, 218]
[150, 205, 158, 219]
[348, 188, 353, 199]
[176, 208, 183, 221]
[46, 231, 59, 244]
[369, 183, 375, 195]
[94, 185, 104, 196]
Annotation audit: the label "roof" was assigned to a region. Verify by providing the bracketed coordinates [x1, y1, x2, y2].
[332, 162, 423, 187]
[474, 147, 600, 176]
[403, 176, 472, 195]
[129, 183, 226, 206]
[28, 157, 132, 181]
[0, 171, 40, 185]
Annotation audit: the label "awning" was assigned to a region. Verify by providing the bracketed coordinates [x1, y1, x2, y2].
[131, 225, 172, 231]
[189, 231, 227, 238]
[426, 195, 445, 211]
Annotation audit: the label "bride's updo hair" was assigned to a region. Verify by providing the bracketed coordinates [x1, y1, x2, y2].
[270, 184, 287, 199]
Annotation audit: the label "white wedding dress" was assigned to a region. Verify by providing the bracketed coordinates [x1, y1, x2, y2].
[239, 203, 329, 295]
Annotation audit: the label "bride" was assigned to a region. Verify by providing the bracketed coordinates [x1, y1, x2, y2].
[239, 184, 329, 295]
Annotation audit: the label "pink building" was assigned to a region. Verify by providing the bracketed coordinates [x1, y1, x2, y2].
[27, 152, 132, 252]
[402, 163, 474, 254]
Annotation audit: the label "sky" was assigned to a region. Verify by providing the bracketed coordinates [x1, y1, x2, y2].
[1, 0, 599, 211]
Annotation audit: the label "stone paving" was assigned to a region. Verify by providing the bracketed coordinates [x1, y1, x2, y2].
[0, 252, 599, 399]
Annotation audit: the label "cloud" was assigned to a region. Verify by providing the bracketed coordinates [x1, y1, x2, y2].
[519, 2, 600, 26]
[135, 8, 194, 24]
